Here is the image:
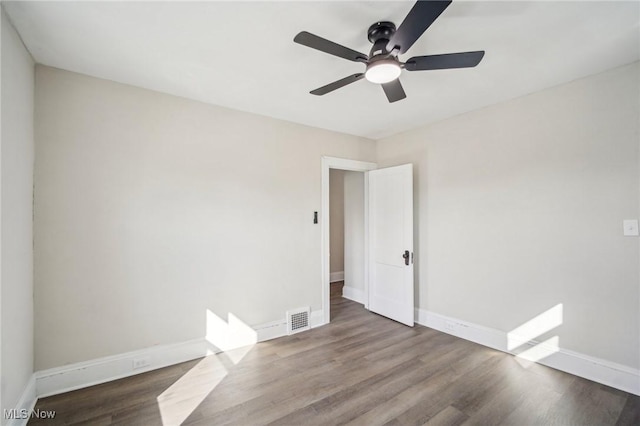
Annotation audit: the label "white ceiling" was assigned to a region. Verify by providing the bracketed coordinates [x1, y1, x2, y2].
[4, 1, 640, 139]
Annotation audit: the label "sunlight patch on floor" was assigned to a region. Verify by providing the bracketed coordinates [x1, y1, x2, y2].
[157, 356, 228, 425]
[157, 310, 257, 425]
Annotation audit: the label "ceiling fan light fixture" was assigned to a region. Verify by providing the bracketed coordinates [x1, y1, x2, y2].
[294, 1, 484, 102]
[365, 59, 401, 84]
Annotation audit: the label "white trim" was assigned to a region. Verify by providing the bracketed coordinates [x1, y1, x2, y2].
[363, 172, 370, 310]
[329, 271, 344, 283]
[342, 286, 365, 304]
[19, 306, 638, 408]
[6, 375, 37, 426]
[255, 319, 287, 342]
[322, 156, 377, 325]
[415, 308, 640, 396]
[35, 338, 213, 398]
[255, 309, 324, 341]
[310, 310, 325, 329]
[322, 156, 377, 172]
[34, 311, 326, 398]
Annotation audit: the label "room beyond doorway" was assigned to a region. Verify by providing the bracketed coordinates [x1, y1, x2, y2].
[329, 169, 366, 322]
[320, 157, 377, 325]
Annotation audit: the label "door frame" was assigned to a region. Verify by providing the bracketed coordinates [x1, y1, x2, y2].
[321, 156, 377, 325]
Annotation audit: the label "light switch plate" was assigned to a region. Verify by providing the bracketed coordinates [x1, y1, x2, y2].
[623, 219, 639, 236]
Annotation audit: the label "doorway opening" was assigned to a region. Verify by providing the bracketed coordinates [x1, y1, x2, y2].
[329, 169, 367, 320]
[321, 157, 377, 325]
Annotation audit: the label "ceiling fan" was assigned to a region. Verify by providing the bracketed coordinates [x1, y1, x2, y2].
[293, 0, 485, 103]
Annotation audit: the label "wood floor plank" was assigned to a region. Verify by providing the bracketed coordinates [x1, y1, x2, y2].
[423, 405, 469, 426]
[616, 395, 640, 426]
[496, 381, 565, 426]
[543, 378, 629, 426]
[344, 354, 472, 425]
[385, 355, 509, 425]
[28, 286, 640, 426]
[269, 358, 441, 425]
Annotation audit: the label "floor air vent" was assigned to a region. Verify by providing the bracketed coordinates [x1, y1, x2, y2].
[287, 307, 311, 335]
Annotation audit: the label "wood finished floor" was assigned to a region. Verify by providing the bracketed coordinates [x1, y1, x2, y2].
[30, 282, 639, 425]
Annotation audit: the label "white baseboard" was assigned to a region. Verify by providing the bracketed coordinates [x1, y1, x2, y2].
[415, 308, 640, 396]
[5, 375, 37, 426]
[33, 309, 325, 399]
[35, 338, 213, 398]
[255, 309, 324, 340]
[342, 286, 365, 304]
[255, 319, 287, 342]
[329, 271, 344, 283]
[310, 309, 325, 328]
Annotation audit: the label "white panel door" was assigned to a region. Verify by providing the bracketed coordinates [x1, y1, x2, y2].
[368, 164, 414, 326]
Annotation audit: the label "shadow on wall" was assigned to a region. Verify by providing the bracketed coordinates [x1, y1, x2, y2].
[507, 304, 563, 367]
[156, 309, 258, 425]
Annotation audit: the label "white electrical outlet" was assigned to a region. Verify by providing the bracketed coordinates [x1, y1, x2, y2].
[132, 356, 151, 370]
[623, 220, 639, 236]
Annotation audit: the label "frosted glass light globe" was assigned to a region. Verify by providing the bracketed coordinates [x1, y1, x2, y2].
[365, 60, 401, 84]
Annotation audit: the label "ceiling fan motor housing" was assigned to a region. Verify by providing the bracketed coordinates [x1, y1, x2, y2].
[367, 21, 396, 57]
[365, 21, 402, 84]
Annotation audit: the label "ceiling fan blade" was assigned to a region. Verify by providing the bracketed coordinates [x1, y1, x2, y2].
[294, 31, 368, 63]
[387, 0, 452, 54]
[381, 79, 407, 103]
[310, 73, 365, 96]
[405, 51, 485, 71]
